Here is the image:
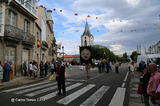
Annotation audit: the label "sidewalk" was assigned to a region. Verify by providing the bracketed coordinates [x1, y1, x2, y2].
[129, 71, 145, 106]
[0, 75, 50, 91]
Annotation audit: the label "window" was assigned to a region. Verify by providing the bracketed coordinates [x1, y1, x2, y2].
[85, 40, 87, 46]
[24, 20, 30, 33]
[8, 11, 17, 27]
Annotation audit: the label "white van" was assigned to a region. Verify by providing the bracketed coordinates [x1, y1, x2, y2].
[137, 54, 160, 69]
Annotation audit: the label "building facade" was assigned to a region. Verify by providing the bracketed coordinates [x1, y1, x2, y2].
[81, 21, 94, 46]
[148, 41, 160, 54]
[0, 0, 38, 76]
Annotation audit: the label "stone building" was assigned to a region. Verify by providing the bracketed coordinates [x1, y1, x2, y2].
[148, 41, 160, 54]
[0, 0, 38, 76]
[81, 21, 94, 46]
[36, 6, 56, 64]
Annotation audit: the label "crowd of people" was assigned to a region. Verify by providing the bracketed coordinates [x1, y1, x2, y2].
[133, 60, 160, 106]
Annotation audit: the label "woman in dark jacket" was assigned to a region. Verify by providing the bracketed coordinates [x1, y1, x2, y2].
[141, 68, 151, 106]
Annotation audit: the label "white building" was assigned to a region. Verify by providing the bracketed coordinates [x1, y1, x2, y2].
[148, 41, 160, 54]
[81, 21, 94, 46]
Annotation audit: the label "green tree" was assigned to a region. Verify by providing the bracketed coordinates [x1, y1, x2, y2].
[130, 51, 139, 61]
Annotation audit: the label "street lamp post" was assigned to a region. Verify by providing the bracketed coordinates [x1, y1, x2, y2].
[62, 46, 64, 61]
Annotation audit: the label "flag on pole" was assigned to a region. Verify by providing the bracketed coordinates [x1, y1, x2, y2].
[59, 44, 61, 50]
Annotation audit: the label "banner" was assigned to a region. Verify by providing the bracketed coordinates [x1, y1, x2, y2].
[80, 46, 92, 65]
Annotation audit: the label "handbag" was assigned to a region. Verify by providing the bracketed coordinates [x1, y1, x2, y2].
[137, 84, 142, 94]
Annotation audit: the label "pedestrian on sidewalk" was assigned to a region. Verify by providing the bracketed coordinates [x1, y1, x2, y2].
[98, 62, 102, 73]
[141, 68, 151, 106]
[115, 60, 119, 73]
[45, 61, 48, 77]
[128, 61, 131, 72]
[69, 63, 72, 72]
[0, 60, 3, 85]
[106, 61, 109, 73]
[109, 61, 112, 71]
[29, 62, 33, 77]
[85, 63, 91, 81]
[51, 63, 54, 75]
[40, 61, 45, 78]
[131, 62, 135, 77]
[147, 63, 160, 106]
[9, 61, 14, 80]
[4, 60, 12, 82]
[23, 61, 27, 76]
[33, 61, 38, 80]
[56, 61, 66, 95]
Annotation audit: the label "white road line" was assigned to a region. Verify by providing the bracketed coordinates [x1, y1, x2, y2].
[66, 79, 86, 82]
[25, 82, 71, 97]
[80, 86, 110, 106]
[40, 83, 83, 100]
[121, 83, 125, 88]
[3, 81, 50, 92]
[90, 73, 105, 80]
[109, 87, 126, 106]
[124, 71, 129, 82]
[57, 84, 95, 105]
[14, 82, 57, 94]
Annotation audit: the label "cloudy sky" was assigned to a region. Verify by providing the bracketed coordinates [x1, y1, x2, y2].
[38, 0, 160, 55]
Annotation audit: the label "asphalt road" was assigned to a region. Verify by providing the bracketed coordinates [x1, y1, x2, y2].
[0, 63, 131, 106]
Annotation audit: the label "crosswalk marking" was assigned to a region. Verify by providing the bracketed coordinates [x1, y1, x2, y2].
[4, 81, 50, 92]
[80, 86, 110, 106]
[109, 87, 126, 106]
[25, 82, 71, 97]
[66, 79, 86, 82]
[40, 83, 83, 100]
[14, 82, 57, 94]
[57, 84, 95, 105]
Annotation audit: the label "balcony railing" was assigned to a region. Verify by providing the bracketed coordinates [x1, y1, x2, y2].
[4, 25, 35, 44]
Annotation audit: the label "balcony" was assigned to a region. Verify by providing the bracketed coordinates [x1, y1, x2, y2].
[4, 25, 35, 45]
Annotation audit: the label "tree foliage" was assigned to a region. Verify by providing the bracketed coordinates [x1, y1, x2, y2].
[130, 51, 139, 61]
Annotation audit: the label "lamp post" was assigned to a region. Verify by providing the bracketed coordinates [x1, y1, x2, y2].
[62, 46, 64, 61]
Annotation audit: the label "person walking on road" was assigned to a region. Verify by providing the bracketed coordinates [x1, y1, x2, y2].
[85, 63, 91, 81]
[40, 61, 45, 78]
[29, 62, 33, 77]
[45, 61, 48, 77]
[109, 61, 112, 71]
[0, 60, 3, 85]
[106, 61, 110, 73]
[51, 63, 54, 75]
[115, 60, 119, 73]
[98, 62, 102, 73]
[56, 61, 66, 95]
[69, 63, 72, 72]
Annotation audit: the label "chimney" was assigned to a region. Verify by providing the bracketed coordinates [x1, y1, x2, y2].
[47, 10, 53, 21]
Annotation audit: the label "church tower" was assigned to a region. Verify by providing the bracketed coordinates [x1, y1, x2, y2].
[81, 21, 94, 46]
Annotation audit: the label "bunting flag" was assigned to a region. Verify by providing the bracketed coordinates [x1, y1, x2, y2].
[96, 17, 98, 19]
[87, 15, 90, 18]
[97, 30, 99, 32]
[145, 24, 148, 26]
[36, 7, 38, 9]
[75, 30, 79, 32]
[120, 20, 123, 22]
[32, 7, 34, 9]
[139, 22, 141, 24]
[134, 30, 136, 31]
[75, 13, 78, 16]
[60, 10, 62, 12]
[131, 30, 133, 32]
[62, 32, 64, 34]
[53, 8, 56, 11]
[59, 44, 61, 50]
[120, 30, 122, 32]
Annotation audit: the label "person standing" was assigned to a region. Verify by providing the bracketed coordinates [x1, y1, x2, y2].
[40, 61, 45, 78]
[141, 68, 151, 106]
[9, 61, 14, 80]
[115, 61, 119, 73]
[128, 62, 131, 72]
[106, 61, 110, 73]
[131, 62, 135, 77]
[109, 61, 112, 71]
[98, 62, 102, 73]
[85, 63, 91, 81]
[0, 60, 3, 85]
[134, 61, 138, 72]
[51, 63, 54, 75]
[33, 61, 38, 80]
[4, 60, 12, 82]
[23, 61, 27, 76]
[56, 61, 66, 95]
[69, 63, 72, 72]
[45, 61, 48, 77]
[147, 63, 160, 106]
[29, 62, 33, 77]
